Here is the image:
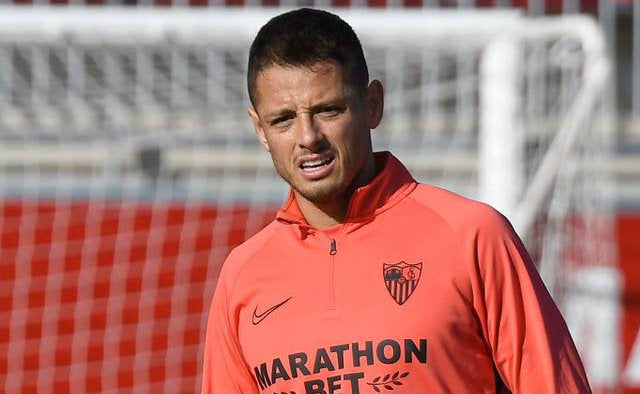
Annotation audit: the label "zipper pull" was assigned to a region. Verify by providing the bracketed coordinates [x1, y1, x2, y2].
[329, 239, 337, 255]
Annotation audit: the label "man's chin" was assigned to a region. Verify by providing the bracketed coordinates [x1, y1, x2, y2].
[295, 185, 343, 206]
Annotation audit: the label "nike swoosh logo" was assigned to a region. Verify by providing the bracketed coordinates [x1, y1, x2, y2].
[252, 296, 292, 326]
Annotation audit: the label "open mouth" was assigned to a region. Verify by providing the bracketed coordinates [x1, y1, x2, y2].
[298, 155, 335, 180]
[300, 157, 334, 170]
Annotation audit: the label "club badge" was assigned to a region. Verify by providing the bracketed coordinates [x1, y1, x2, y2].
[383, 261, 422, 305]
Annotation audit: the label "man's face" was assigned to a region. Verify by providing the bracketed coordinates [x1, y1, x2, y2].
[249, 62, 383, 208]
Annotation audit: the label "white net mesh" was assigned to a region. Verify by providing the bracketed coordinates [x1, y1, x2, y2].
[0, 7, 618, 393]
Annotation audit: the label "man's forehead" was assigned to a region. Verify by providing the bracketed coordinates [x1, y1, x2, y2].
[252, 62, 353, 109]
[257, 61, 342, 83]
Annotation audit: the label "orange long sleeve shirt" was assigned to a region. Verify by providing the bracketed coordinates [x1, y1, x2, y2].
[202, 152, 591, 394]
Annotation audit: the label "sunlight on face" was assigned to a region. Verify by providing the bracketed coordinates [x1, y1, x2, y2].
[249, 62, 382, 213]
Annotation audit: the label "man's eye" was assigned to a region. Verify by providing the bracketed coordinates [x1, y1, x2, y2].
[271, 116, 293, 126]
[319, 106, 343, 117]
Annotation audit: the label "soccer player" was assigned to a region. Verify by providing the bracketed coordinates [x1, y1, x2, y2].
[201, 8, 591, 394]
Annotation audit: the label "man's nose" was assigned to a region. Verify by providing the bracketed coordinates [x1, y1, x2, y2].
[295, 115, 323, 150]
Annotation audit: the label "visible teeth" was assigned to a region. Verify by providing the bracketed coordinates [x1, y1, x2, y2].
[301, 158, 331, 169]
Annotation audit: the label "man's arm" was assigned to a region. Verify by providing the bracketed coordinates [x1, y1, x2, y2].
[467, 208, 591, 393]
[201, 276, 259, 394]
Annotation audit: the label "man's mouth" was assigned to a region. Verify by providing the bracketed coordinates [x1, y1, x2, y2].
[300, 157, 334, 170]
[298, 155, 336, 180]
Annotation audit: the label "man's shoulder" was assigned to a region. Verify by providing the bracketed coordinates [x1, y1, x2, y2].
[218, 219, 282, 282]
[406, 182, 512, 236]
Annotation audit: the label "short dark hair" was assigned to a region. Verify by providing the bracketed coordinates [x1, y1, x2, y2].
[247, 8, 369, 106]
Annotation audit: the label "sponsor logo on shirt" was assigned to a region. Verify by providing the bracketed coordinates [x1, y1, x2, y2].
[383, 261, 423, 305]
[252, 338, 427, 393]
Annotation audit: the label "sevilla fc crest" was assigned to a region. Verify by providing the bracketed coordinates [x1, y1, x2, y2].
[383, 261, 423, 305]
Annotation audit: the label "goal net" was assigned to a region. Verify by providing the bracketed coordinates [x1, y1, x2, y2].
[0, 7, 618, 393]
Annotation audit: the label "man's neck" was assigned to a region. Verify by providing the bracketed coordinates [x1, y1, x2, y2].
[294, 195, 346, 229]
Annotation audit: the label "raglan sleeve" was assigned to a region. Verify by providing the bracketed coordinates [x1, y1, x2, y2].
[466, 207, 592, 394]
[201, 261, 259, 394]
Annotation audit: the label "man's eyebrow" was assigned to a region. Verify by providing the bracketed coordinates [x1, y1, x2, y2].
[309, 97, 348, 110]
[260, 95, 349, 119]
[263, 108, 296, 120]
[264, 109, 296, 121]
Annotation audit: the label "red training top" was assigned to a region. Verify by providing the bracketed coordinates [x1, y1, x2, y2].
[202, 151, 591, 394]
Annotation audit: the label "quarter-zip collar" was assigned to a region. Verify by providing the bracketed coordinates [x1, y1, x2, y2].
[276, 151, 417, 234]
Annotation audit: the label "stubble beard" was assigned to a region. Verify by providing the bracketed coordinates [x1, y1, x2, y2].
[272, 150, 373, 211]
[276, 164, 348, 207]
[297, 180, 348, 207]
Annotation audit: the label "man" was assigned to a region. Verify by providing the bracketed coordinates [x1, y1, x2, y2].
[202, 8, 591, 394]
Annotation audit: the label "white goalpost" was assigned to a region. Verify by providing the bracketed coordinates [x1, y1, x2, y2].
[0, 7, 619, 393]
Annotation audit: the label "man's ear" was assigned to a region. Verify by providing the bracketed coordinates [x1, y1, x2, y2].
[366, 79, 384, 129]
[248, 106, 270, 152]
